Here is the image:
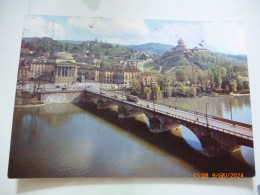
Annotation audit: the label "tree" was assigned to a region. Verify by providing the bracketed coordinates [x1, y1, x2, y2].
[237, 78, 244, 91]
[230, 82, 237, 93]
[215, 67, 222, 90]
[209, 66, 222, 90]
[151, 84, 161, 101]
[175, 69, 187, 82]
[208, 69, 216, 89]
[158, 74, 170, 97]
[131, 80, 141, 96]
[65, 44, 73, 53]
[197, 70, 208, 88]
[227, 65, 234, 78]
[188, 87, 197, 97]
[190, 69, 198, 86]
[100, 61, 111, 68]
[57, 41, 65, 51]
[220, 66, 227, 79]
[221, 80, 230, 90]
[32, 75, 44, 96]
[178, 82, 187, 95]
[144, 87, 152, 101]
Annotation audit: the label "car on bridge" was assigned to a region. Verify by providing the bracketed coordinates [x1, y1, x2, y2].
[127, 95, 139, 103]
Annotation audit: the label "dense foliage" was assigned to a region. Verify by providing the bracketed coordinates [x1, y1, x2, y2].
[130, 80, 161, 100]
[155, 51, 247, 73]
[21, 37, 132, 62]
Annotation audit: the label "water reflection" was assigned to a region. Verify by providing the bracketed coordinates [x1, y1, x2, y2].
[159, 95, 251, 124]
[8, 102, 255, 178]
[181, 127, 202, 152]
[240, 146, 255, 167]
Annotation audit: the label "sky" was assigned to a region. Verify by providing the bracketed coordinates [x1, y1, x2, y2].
[22, 15, 247, 54]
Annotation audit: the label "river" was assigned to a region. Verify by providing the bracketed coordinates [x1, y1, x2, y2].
[8, 95, 255, 177]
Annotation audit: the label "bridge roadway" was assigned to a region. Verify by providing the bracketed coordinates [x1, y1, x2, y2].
[85, 87, 253, 141]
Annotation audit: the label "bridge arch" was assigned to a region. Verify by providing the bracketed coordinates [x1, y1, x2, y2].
[155, 118, 240, 157]
[180, 126, 203, 152]
[118, 106, 127, 118]
[83, 91, 252, 157]
[148, 117, 162, 133]
[182, 122, 239, 157]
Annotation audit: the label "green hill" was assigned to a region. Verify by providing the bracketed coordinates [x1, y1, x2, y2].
[152, 50, 247, 73]
[21, 37, 131, 60]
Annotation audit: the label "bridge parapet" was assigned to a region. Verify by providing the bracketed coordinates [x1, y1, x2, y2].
[84, 90, 253, 157]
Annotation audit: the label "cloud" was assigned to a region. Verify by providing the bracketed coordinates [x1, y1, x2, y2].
[23, 16, 246, 54]
[202, 22, 246, 54]
[67, 17, 149, 44]
[23, 16, 66, 39]
[148, 22, 204, 47]
[146, 21, 246, 54]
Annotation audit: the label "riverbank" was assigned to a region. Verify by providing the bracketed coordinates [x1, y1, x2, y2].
[15, 102, 45, 108]
[167, 92, 250, 100]
[15, 90, 87, 106]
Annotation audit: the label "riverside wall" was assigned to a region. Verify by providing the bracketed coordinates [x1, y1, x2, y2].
[40, 90, 87, 103]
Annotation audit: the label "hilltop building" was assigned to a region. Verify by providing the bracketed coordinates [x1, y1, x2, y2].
[172, 38, 209, 54]
[173, 38, 188, 53]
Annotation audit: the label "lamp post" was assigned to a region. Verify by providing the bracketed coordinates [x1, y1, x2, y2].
[99, 74, 103, 99]
[84, 74, 86, 91]
[205, 103, 209, 127]
[100, 81, 102, 95]
[117, 81, 123, 103]
[150, 82, 157, 112]
[121, 83, 124, 101]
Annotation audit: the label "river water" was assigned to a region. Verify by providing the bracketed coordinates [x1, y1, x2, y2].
[8, 95, 255, 178]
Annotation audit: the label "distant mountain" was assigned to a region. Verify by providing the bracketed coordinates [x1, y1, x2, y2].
[214, 53, 247, 64]
[60, 40, 90, 44]
[23, 38, 90, 45]
[22, 37, 41, 41]
[121, 43, 174, 55]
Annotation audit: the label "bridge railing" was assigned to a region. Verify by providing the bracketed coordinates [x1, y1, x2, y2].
[155, 102, 209, 117]
[85, 90, 253, 141]
[153, 102, 252, 129]
[125, 100, 253, 141]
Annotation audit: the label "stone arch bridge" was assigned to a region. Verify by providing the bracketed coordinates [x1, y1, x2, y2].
[83, 90, 253, 157]
[40, 89, 253, 157]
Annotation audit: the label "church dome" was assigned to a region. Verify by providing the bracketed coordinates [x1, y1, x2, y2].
[52, 52, 73, 59]
[178, 38, 185, 46]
